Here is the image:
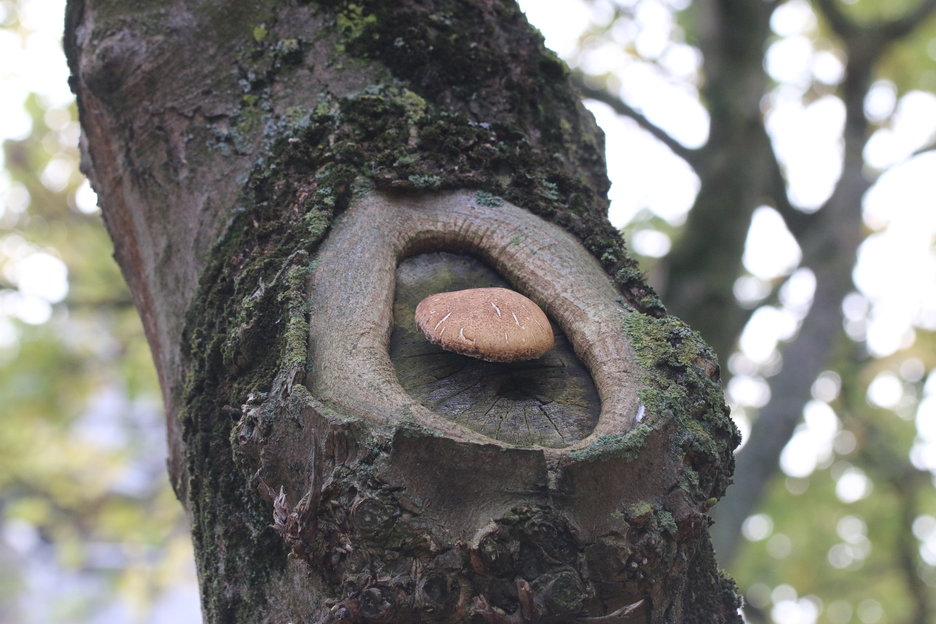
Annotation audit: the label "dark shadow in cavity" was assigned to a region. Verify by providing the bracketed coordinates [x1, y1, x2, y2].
[390, 252, 600, 448]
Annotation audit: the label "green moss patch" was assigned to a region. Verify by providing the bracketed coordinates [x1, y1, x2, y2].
[569, 424, 653, 464]
[623, 311, 740, 502]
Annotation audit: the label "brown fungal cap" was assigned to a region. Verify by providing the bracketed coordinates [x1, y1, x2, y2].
[414, 287, 555, 362]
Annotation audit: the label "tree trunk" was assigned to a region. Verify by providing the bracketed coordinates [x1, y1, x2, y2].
[65, 1, 741, 622]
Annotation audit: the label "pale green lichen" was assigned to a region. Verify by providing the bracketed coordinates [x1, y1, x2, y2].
[655, 509, 677, 536]
[399, 88, 427, 122]
[408, 174, 442, 189]
[568, 424, 653, 463]
[336, 3, 377, 45]
[621, 310, 740, 500]
[538, 180, 560, 201]
[474, 190, 503, 207]
[627, 501, 653, 521]
[278, 262, 313, 371]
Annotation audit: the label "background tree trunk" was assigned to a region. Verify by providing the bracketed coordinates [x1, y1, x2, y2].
[66, 0, 741, 621]
[573, 1, 936, 580]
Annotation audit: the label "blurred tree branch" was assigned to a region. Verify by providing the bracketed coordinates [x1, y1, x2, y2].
[815, 0, 936, 44]
[711, 0, 936, 564]
[840, 373, 934, 624]
[911, 139, 936, 158]
[572, 0, 936, 568]
[572, 72, 702, 166]
[894, 482, 933, 624]
[659, 0, 777, 365]
[571, 72, 814, 244]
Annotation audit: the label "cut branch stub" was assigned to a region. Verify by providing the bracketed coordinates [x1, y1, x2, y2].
[392, 252, 598, 448]
[307, 189, 643, 451]
[246, 189, 739, 622]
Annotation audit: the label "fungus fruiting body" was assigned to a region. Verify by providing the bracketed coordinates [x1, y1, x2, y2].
[414, 287, 555, 362]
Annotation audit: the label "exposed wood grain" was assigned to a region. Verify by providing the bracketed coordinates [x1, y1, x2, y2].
[307, 190, 643, 451]
[391, 252, 599, 448]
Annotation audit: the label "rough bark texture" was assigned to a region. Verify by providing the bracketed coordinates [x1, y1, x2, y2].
[66, 0, 741, 622]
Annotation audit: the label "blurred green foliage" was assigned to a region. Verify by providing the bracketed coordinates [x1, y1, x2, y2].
[0, 1, 195, 621]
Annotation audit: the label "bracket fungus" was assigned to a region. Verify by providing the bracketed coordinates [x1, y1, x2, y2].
[414, 287, 555, 362]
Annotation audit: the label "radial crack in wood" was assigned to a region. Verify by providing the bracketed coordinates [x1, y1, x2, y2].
[392, 252, 599, 448]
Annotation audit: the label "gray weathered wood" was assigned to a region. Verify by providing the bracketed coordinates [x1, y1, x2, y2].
[392, 251, 599, 448]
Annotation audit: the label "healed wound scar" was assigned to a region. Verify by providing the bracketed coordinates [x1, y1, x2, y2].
[306, 190, 644, 449]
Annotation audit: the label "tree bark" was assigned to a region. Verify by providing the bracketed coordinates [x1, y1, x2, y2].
[66, 1, 741, 622]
